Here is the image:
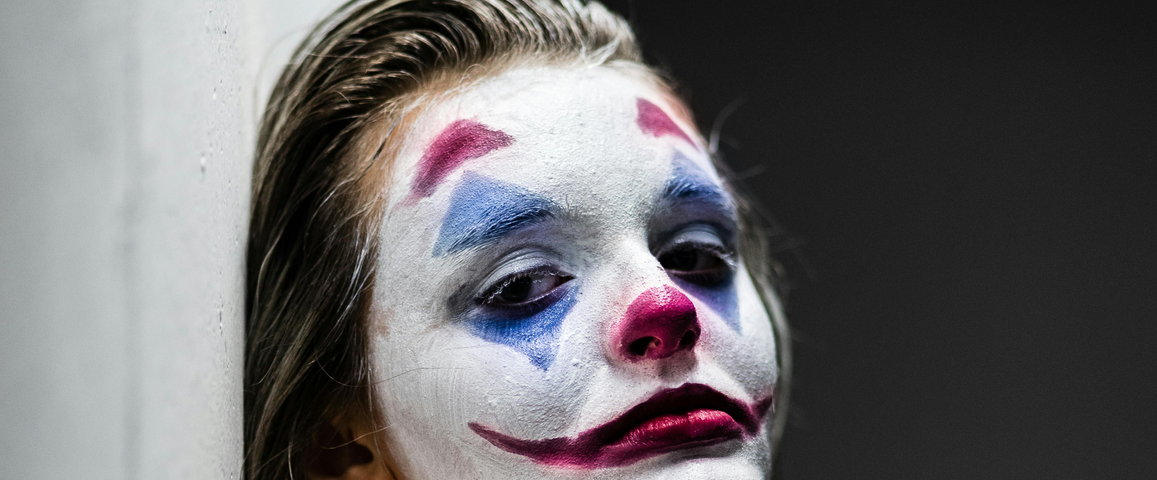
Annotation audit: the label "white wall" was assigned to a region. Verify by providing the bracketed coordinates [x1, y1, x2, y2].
[0, 0, 338, 478]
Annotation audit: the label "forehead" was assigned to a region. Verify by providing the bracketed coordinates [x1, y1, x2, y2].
[386, 66, 716, 207]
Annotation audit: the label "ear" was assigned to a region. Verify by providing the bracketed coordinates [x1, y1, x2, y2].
[305, 417, 395, 480]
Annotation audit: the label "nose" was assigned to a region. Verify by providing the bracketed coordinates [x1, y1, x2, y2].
[614, 285, 701, 362]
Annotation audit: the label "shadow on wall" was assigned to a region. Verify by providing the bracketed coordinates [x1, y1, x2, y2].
[0, 0, 340, 478]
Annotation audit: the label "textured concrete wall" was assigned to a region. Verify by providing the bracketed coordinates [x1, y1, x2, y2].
[0, 0, 335, 478]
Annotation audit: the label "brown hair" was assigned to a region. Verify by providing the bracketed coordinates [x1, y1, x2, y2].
[245, 1, 790, 478]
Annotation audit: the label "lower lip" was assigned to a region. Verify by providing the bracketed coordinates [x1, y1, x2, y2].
[607, 408, 744, 456]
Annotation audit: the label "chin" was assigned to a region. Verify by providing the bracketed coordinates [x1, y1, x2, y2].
[601, 438, 772, 480]
[466, 438, 772, 480]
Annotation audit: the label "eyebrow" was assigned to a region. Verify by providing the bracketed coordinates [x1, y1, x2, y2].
[636, 97, 694, 147]
[661, 152, 732, 210]
[408, 119, 514, 201]
[433, 172, 558, 257]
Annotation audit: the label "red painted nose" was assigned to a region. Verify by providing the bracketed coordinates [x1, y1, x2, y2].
[616, 285, 701, 361]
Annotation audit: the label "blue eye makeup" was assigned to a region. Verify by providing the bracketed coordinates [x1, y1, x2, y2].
[653, 151, 744, 334]
[662, 152, 732, 211]
[464, 260, 578, 371]
[434, 172, 558, 257]
[436, 173, 578, 370]
[655, 224, 742, 334]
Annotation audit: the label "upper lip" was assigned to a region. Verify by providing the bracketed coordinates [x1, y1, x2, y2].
[469, 383, 773, 469]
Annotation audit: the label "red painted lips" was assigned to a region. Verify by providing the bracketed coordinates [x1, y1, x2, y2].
[468, 383, 773, 469]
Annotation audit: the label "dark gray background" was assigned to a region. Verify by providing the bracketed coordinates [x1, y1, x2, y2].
[601, 1, 1157, 478]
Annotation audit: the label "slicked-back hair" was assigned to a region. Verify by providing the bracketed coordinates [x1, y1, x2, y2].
[245, 1, 790, 478]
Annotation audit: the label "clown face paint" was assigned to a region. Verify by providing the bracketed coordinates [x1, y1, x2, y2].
[369, 66, 782, 480]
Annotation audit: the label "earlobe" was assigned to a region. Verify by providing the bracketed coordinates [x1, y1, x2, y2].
[305, 419, 395, 480]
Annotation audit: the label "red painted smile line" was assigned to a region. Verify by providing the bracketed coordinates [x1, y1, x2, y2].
[468, 383, 773, 469]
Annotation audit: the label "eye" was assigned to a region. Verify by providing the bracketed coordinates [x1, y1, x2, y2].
[656, 227, 735, 286]
[480, 267, 573, 308]
[659, 245, 726, 272]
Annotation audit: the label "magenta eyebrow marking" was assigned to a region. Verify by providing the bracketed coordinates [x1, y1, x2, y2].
[636, 98, 694, 146]
[407, 119, 513, 201]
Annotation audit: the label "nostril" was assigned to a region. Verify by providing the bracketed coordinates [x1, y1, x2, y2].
[615, 285, 701, 362]
[678, 330, 697, 349]
[629, 337, 659, 357]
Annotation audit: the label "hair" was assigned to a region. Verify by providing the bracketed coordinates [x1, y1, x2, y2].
[245, 1, 791, 478]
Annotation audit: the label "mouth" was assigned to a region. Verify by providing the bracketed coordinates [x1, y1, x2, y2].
[468, 383, 773, 469]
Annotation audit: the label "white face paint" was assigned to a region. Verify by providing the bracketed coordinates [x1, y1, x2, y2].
[369, 66, 781, 480]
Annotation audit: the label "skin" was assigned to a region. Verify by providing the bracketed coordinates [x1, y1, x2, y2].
[363, 66, 781, 480]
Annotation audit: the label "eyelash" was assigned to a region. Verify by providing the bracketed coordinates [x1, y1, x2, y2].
[467, 230, 733, 317]
[476, 266, 573, 313]
[656, 240, 736, 286]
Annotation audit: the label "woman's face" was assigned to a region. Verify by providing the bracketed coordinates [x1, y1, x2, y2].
[369, 66, 781, 480]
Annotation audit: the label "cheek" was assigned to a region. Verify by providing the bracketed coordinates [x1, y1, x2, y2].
[365, 323, 465, 471]
[370, 304, 602, 443]
[702, 271, 780, 394]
